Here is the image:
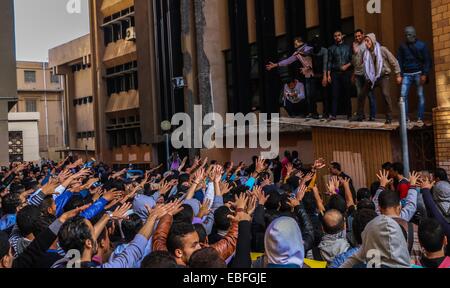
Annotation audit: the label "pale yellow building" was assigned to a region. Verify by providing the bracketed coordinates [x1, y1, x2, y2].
[13, 61, 65, 161]
[49, 34, 96, 160]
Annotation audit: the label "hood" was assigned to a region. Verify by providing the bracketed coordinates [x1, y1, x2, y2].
[16, 237, 32, 256]
[359, 215, 411, 268]
[434, 181, 450, 201]
[366, 33, 377, 47]
[318, 232, 351, 263]
[264, 217, 304, 268]
[132, 194, 156, 221]
[184, 199, 201, 217]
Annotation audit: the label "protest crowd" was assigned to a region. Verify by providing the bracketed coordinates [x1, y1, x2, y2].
[0, 151, 449, 269]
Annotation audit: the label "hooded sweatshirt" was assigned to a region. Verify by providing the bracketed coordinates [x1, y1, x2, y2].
[340, 215, 411, 268]
[433, 181, 450, 217]
[364, 33, 401, 79]
[318, 231, 351, 265]
[264, 217, 304, 268]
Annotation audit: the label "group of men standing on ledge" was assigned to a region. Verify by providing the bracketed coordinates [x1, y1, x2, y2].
[266, 26, 432, 126]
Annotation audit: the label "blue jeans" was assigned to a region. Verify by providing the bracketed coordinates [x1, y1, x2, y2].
[401, 73, 425, 120]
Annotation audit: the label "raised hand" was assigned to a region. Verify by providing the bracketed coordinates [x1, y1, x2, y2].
[376, 170, 392, 188]
[41, 178, 60, 196]
[408, 171, 422, 186]
[192, 168, 205, 185]
[255, 157, 266, 174]
[213, 165, 224, 183]
[260, 175, 271, 188]
[110, 202, 133, 220]
[246, 195, 257, 216]
[102, 189, 123, 202]
[252, 185, 269, 206]
[166, 199, 185, 216]
[234, 193, 249, 211]
[300, 172, 314, 185]
[197, 198, 212, 219]
[218, 181, 232, 196]
[287, 197, 300, 209]
[59, 204, 91, 223]
[420, 177, 435, 190]
[285, 163, 294, 177]
[296, 184, 308, 202]
[312, 158, 326, 171]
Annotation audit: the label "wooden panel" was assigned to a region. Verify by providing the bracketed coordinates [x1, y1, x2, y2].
[312, 128, 393, 190]
[305, 0, 319, 28]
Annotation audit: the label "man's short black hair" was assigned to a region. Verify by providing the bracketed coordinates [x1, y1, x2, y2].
[378, 189, 400, 210]
[16, 205, 41, 237]
[167, 223, 196, 255]
[382, 162, 393, 171]
[0, 231, 11, 259]
[392, 162, 404, 175]
[39, 195, 55, 216]
[331, 162, 342, 172]
[357, 188, 371, 202]
[173, 204, 194, 224]
[141, 251, 178, 268]
[213, 206, 232, 231]
[121, 214, 143, 242]
[357, 199, 376, 211]
[63, 195, 89, 213]
[58, 216, 93, 254]
[434, 168, 448, 182]
[265, 191, 281, 210]
[419, 218, 446, 253]
[194, 223, 207, 244]
[322, 209, 345, 235]
[354, 29, 364, 34]
[1, 193, 21, 214]
[327, 195, 347, 216]
[33, 214, 56, 237]
[352, 209, 378, 245]
[294, 36, 304, 43]
[189, 247, 226, 268]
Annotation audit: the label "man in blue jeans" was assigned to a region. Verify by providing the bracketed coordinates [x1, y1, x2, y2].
[397, 26, 432, 127]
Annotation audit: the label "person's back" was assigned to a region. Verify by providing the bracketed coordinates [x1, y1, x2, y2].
[418, 218, 450, 268]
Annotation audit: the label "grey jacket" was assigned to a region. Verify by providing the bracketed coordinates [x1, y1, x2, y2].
[340, 215, 411, 268]
[434, 181, 450, 216]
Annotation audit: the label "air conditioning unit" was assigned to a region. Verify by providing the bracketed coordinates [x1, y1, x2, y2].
[125, 27, 136, 41]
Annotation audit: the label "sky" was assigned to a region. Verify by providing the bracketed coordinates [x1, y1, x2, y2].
[14, 0, 90, 62]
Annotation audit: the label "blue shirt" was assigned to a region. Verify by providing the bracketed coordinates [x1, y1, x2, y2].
[0, 214, 16, 231]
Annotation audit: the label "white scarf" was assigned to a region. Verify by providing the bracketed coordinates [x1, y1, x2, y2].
[364, 42, 384, 89]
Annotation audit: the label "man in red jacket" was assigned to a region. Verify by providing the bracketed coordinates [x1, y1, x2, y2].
[388, 163, 410, 200]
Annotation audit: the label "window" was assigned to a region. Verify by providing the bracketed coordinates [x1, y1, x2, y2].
[25, 100, 37, 112]
[50, 74, 60, 83]
[24, 70, 36, 83]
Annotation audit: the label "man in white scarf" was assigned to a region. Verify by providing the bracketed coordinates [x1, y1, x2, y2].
[361, 33, 402, 125]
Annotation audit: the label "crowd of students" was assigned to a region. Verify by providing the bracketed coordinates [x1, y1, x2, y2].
[267, 26, 432, 126]
[0, 153, 449, 269]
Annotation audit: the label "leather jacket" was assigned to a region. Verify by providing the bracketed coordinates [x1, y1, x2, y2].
[152, 214, 238, 261]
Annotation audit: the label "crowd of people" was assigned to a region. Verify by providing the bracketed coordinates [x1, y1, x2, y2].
[0, 152, 449, 269]
[267, 26, 432, 126]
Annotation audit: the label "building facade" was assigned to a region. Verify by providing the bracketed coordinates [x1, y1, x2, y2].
[49, 35, 96, 160]
[13, 61, 65, 161]
[8, 112, 40, 163]
[0, 0, 18, 165]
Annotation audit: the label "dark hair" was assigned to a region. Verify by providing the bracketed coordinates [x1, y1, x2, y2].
[9, 184, 25, 194]
[265, 191, 281, 210]
[121, 214, 143, 242]
[194, 223, 207, 244]
[167, 223, 196, 255]
[33, 214, 56, 237]
[392, 163, 404, 175]
[354, 29, 364, 34]
[178, 173, 190, 185]
[58, 216, 93, 254]
[419, 218, 446, 253]
[292, 151, 299, 159]
[63, 195, 89, 213]
[16, 205, 41, 237]
[382, 162, 392, 171]
[141, 251, 178, 268]
[286, 177, 299, 191]
[189, 248, 226, 268]
[213, 206, 232, 231]
[327, 195, 347, 216]
[378, 189, 400, 210]
[0, 231, 11, 259]
[357, 188, 371, 202]
[294, 36, 304, 43]
[330, 162, 342, 172]
[1, 193, 22, 214]
[173, 204, 194, 224]
[284, 151, 291, 158]
[357, 199, 376, 211]
[279, 194, 292, 213]
[352, 209, 377, 245]
[322, 209, 345, 235]
[434, 168, 448, 182]
[39, 195, 55, 216]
